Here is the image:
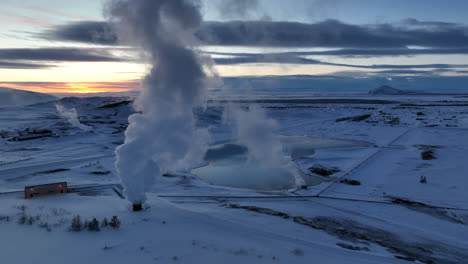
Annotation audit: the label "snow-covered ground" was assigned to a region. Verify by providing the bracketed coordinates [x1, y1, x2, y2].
[1, 94, 468, 263]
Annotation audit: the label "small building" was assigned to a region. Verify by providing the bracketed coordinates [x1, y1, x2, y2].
[25, 182, 68, 199]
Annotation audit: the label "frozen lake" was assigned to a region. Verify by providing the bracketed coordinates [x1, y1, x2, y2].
[192, 135, 373, 190]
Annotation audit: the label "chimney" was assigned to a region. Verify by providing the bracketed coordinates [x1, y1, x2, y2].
[132, 203, 143, 211]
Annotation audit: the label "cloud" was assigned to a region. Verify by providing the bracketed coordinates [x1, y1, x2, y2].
[44, 19, 468, 49]
[213, 54, 322, 65]
[198, 19, 468, 48]
[0, 47, 125, 69]
[16, 5, 97, 21]
[208, 47, 468, 58]
[0, 47, 123, 62]
[372, 69, 440, 75]
[44, 21, 117, 45]
[213, 53, 468, 71]
[198, 20, 400, 47]
[0, 61, 53, 69]
[402, 18, 459, 28]
[0, 14, 52, 27]
[215, 0, 259, 19]
[362, 64, 468, 69]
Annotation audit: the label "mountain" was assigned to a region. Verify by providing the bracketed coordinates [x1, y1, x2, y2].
[368, 85, 423, 95]
[0, 87, 58, 107]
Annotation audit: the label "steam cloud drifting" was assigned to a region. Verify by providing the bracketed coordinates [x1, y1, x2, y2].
[55, 104, 92, 131]
[227, 105, 283, 167]
[107, 0, 209, 204]
[226, 105, 306, 187]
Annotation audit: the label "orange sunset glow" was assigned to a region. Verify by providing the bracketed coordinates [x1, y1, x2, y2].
[65, 84, 109, 94]
[0, 81, 140, 95]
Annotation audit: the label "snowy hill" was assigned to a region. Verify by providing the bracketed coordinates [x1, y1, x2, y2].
[368, 85, 421, 95]
[0, 87, 58, 107]
[56, 96, 132, 110]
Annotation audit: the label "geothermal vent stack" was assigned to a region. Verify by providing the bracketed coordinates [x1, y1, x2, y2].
[133, 203, 143, 211]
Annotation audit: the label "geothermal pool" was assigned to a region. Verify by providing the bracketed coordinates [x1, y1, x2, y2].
[192, 136, 373, 190]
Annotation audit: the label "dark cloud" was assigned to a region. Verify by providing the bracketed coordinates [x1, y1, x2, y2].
[373, 69, 439, 75]
[43, 19, 468, 49]
[0, 48, 122, 62]
[402, 18, 459, 28]
[213, 54, 468, 70]
[213, 54, 322, 65]
[208, 47, 468, 58]
[198, 19, 468, 48]
[0, 47, 123, 69]
[35, 19, 468, 75]
[44, 21, 117, 45]
[0, 61, 53, 69]
[364, 64, 468, 69]
[371, 68, 468, 77]
[198, 20, 402, 47]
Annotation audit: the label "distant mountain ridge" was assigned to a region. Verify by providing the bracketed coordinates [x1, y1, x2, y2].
[368, 85, 425, 95]
[0, 87, 58, 107]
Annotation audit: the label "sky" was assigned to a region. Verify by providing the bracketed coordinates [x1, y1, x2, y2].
[1, 0, 468, 95]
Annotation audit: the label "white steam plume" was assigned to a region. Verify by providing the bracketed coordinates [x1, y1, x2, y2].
[226, 104, 306, 188]
[227, 105, 283, 166]
[106, 0, 209, 204]
[55, 104, 92, 131]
